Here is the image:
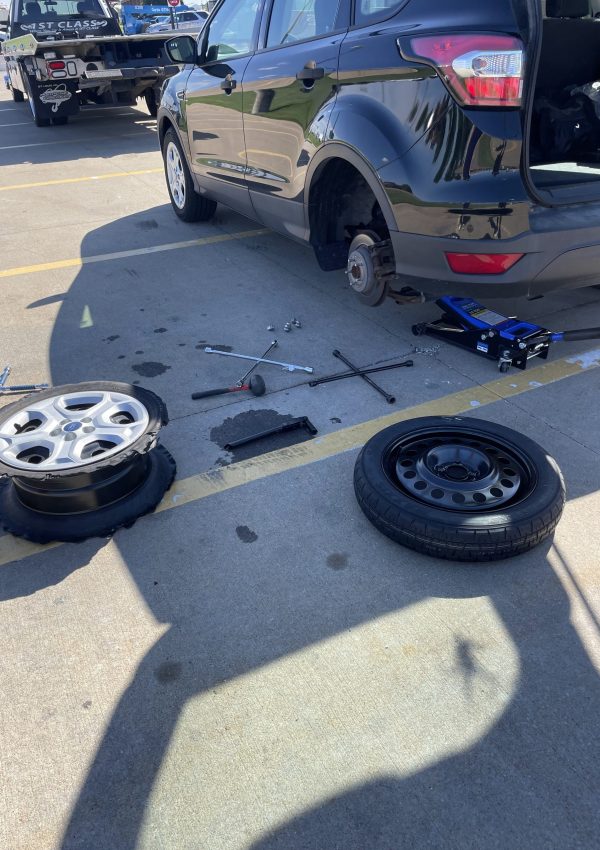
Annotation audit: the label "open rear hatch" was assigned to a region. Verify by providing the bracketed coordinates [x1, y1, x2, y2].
[528, 0, 600, 200]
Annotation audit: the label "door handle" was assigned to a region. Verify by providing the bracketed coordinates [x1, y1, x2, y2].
[220, 75, 237, 93]
[296, 66, 325, 82]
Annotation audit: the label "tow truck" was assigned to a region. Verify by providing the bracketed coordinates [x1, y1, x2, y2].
[2, 0, 180, 125]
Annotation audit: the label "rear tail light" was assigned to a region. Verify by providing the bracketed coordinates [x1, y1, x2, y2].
[403, 34, 524, 108]
[445, 253, 524, 275]
[47, 60, 65, 70]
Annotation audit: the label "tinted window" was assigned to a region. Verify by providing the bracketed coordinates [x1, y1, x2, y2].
[354, 0, 404, 26]
[17, 0, 108, 18]
[266, 0, 340, 47]
[205, 0, 261, 60]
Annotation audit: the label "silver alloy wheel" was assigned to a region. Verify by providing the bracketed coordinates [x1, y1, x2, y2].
[166, 140, 186, 209]
[0, 390, 150, 472]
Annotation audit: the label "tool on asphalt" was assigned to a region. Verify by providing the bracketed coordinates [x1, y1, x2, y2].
[223, 416, 318, 451]
[191, 374, 266, 400]
[309, 359, 414, 388]
[331, 349, 397, 404]
[204, 343, 314, 374]
[413, 296, 600, 372]
[0, 366, 50, 395]
[235, 341, 278, 387]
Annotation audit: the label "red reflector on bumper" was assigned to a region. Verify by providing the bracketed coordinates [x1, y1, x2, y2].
[445, 252, 524, 275]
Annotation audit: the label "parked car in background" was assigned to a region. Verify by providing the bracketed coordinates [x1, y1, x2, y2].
[147, 9, 207, 31]
[158, 0, 600, 306]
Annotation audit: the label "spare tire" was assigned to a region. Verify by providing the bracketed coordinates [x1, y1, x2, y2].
[354, 416, 565, 562]
[0, 382, 175, 543]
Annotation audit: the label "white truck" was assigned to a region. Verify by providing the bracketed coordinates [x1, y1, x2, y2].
[2, 0, 180, 125]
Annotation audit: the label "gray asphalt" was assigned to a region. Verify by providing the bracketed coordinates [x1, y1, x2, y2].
[1, 87, 600, 850]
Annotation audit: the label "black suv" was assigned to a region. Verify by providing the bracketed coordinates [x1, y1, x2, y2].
[158, 0, 600, 305]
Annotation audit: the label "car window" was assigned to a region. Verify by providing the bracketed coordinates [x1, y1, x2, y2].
[266, 0, 340, 47]
[204, 0, 261, 61]
[354, 0, 404, 26]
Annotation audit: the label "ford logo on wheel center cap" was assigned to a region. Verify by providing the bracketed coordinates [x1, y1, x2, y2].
[64, 422, 82, 432]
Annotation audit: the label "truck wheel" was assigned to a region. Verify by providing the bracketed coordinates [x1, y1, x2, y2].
[144, 88, 158, 117]
[162, 127, 217, 222]
[0, 382, 176, 543]
[354, 416, 566, 562]
[12, 88, 25, 103]
[25, 79, 50, 127]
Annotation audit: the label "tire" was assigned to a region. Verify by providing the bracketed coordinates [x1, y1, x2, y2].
[0, 444, 176, 543]
[52, 115, 68, 126]
[0, 382, 175, 543]
[24, 77, 50, 127]
[144, 87, 158, 117]
[354, 416, 566, 562]
[12, 87, 25, 103]
[162, 127, 217, 222]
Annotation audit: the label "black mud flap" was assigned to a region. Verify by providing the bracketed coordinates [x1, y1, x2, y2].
[29, 77, 79, 120]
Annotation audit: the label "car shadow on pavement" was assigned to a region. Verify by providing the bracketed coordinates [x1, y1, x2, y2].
[35, 209, 600, 850]
[54, 534, 600, 850]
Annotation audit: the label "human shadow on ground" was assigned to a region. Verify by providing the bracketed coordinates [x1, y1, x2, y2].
[30, 208, 600, 849]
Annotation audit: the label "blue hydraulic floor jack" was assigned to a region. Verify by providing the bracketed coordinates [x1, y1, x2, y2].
[413, 296, 600, 372]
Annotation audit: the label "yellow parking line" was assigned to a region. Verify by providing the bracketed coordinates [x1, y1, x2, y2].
[0, 229, 270, 279]
[0, 168, 164, 193]
[0, 347, 597, 568]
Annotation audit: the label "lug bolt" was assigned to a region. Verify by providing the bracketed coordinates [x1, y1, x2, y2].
[267, 325, 275, 331]
[283, 322, 292, 332]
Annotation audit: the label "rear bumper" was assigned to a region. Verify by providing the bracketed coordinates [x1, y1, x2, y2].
[390, 200, 600, 299]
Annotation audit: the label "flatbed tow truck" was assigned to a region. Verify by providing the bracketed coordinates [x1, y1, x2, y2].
[2, 0, 181, 126]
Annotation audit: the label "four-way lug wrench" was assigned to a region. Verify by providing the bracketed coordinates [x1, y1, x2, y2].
[309, 359, 413, 388]
[331, 349, 397, 404]
[204, 343, 314, 374]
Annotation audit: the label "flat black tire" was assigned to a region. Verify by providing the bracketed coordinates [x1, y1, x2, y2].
[162, 127, 216, 223]
[0, 444, 176, 543]
[12, 87, 25, 103]
[354, 416, 566, 562]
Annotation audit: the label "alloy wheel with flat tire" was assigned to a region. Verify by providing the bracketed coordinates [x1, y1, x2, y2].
[354, 416, 565, 562]
[0, 382, 176, 543]
[162, 127, 216, 222]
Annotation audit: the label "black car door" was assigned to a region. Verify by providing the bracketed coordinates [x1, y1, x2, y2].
[184, 0, 264, 215]
[241, 0, 350, 239]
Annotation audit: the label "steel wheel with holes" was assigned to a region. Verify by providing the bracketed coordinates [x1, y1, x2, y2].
[354, 417, 565, 562]
[0, 382, 176, 543]
[162, 127, 216, 222]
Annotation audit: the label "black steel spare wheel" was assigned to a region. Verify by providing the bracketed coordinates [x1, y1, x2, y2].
[0, 382, 176, 543]
[354, 417, 565, 561]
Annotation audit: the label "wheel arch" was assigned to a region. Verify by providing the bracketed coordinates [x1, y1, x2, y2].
[305, 143, 398, 271]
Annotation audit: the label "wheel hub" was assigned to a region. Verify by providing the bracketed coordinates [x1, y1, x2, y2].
[347, 246, 372, 294]
[392, 433, 526, 511]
